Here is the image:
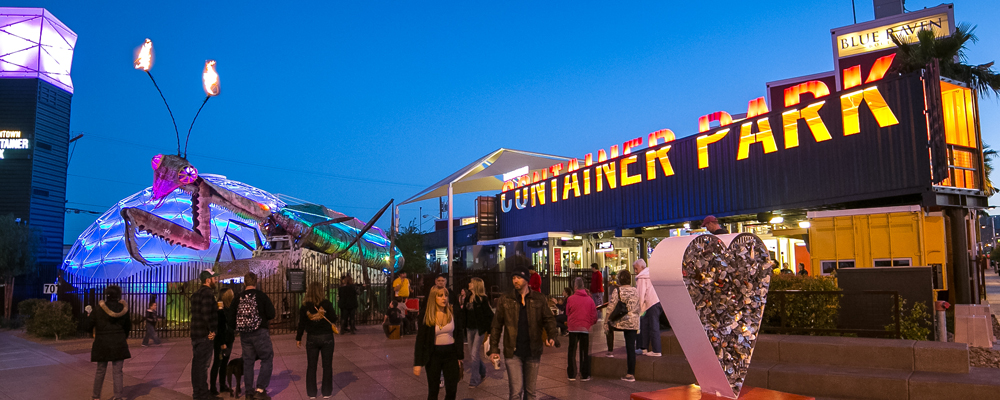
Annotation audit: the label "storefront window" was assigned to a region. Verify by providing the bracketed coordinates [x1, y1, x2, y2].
[873, 258, 911, 267]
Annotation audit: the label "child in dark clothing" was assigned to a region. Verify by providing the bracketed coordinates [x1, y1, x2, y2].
[142, 301, 161, 346]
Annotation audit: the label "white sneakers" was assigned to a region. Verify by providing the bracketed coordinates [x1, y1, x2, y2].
[646, 352, 662, 357]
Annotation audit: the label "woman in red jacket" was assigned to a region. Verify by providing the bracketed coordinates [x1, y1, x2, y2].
[565, 277, 598, 381]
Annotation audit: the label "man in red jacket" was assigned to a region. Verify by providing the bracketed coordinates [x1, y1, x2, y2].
[589, 263, 604, 306]
[529, 268, 542, 293]
[566, 277, 598, 381]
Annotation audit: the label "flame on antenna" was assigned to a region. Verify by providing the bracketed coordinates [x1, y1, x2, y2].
[135, 39, 153, 71]
[203, 60, 220, 96]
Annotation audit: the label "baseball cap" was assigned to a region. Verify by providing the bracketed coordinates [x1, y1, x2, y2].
[199, 269, 220, 282]
[702, 215, 718, 227]
[511, 267, 530, 282]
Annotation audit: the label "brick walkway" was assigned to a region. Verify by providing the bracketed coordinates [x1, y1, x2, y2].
[0, 324, 673, 399]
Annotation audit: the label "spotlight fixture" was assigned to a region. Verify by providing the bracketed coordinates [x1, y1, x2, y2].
[798, 221, 811, 228]
[769, 216, 784, 224]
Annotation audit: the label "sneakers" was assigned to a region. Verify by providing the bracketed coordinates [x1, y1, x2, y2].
[621, 374, 636, 382]
[636, 349, 645, 355]
[606, 351, 614, 357]
[252, 389, 270, 400]
[568, 377, 576, 381]
[646, 352, 662, 357]
[581, 377, 591, 382]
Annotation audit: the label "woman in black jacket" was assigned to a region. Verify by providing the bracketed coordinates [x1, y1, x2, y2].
[297, 281, 337, 399]
[337, 275, 361, 334]
[462, 277, 493, 388]
[90, 285, 131, 400]
[413, 286, 464, 400]
[210, 288, 237, 395]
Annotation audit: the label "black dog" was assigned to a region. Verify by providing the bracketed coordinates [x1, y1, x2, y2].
[224, 357, 244, 398]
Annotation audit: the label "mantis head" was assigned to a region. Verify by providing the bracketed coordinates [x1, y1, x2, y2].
[149, 154, 199, 208]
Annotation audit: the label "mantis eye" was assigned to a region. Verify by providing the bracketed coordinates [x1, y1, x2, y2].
[178, 166, 198, 184]
[151, 154, 163, 170]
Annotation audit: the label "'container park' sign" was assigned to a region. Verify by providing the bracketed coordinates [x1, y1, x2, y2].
[496, 56, 952, 237]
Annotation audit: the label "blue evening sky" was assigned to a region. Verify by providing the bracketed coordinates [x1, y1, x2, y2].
[12, 1, 998, 244]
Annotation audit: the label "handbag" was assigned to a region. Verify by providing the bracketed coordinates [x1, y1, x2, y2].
[607, 289, 629, 323]
[310, 306, 340, 334]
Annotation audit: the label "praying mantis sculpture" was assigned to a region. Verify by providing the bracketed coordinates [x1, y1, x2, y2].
[121, 39, 401, 272]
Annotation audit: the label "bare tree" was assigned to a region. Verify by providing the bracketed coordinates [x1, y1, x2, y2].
[0, 214, 38, 319]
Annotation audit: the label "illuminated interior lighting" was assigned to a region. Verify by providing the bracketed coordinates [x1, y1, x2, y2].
[798, 221, 811, 229]
[769, 216, 784, 224]
[0, 8, 78, 93]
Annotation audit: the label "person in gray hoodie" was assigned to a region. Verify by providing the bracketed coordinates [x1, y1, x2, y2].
[634, 259, 663, 357]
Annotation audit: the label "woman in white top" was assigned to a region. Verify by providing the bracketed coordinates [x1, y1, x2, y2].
[634, 258, 663, 356]
[413, 286, 465, 400]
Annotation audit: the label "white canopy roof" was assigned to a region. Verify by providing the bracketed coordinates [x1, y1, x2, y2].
[400, 148, 570, 205]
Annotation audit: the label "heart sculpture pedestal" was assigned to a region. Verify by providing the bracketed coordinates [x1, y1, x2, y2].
[644, 233, 779, 399]
[630, 385, 815, 400]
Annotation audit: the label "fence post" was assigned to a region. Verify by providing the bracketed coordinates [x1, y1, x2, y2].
[779, 292, 786, 328]
[893, 293, 901, 339]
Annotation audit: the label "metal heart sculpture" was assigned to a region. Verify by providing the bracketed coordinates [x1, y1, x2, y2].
[649, 233, 772, 399]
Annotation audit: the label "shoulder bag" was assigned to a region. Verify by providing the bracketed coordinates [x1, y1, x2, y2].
[608, 288, 628, 322]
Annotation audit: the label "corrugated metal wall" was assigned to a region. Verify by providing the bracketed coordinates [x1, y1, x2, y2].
[31, 81, 71, 266]
[499, 72, 932, 238]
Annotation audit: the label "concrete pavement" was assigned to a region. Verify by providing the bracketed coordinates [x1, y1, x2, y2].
[0, 324, 673, 400]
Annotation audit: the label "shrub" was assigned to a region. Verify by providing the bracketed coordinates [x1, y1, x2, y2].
[886, 299, 932, 340]
[763, 274, 841, 334]
[26, 301, 76, 340]
[17, 298, 48, 318]
[0, 315, 25, 329]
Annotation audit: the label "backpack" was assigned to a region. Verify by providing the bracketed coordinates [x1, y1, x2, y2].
[235, 292, 261, 333]
[387, 307, 402, 325]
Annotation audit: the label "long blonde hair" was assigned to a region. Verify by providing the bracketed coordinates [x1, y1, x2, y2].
[221, 288, 234, 308]
[304, 281, 326, 305]
[469, 277, 486, 302]
[423, 286, 453, 327]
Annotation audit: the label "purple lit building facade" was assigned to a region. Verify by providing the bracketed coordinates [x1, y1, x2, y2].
[0, 8, 76, 301]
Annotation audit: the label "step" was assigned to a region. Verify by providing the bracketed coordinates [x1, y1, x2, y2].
[907, 367, 1000, 400]
[657, 331, 969, 373]
[766, 363, 911, 400]
[590, 349, 769, 388]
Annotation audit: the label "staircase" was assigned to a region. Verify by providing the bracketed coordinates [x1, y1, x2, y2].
[590, 331, 1000, 400]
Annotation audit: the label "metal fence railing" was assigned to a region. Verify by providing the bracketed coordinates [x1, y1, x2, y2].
[63, 257, 389, 339]
[762, 290, 901, 339]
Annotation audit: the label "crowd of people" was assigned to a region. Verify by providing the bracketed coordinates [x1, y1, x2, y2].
[83, 255, 665, 400]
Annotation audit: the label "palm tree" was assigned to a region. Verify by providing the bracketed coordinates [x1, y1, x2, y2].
[889, 23, 1000, 98]
[984, 144, 998, 196]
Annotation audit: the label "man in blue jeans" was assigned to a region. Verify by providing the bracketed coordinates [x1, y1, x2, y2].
[489, 260, 559, 400]
[234, 272, 276, 400]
